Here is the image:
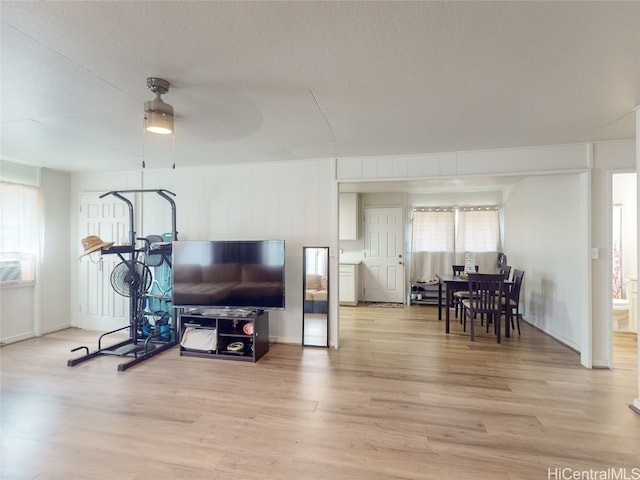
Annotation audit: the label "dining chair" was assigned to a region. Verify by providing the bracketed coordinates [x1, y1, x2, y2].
[461, 273, 506, 343]
[452, 264, 478, 319]
[452, 265, 478, 275]
[502, 269, 524, 335]
[500, 265, 512, 280]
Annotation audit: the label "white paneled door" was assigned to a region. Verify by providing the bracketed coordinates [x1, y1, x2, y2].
[78, 193, 131, 331]
[363, 207, 405, 303]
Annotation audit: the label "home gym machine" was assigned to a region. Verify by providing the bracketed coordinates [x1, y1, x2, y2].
[68, 189, 178, 371]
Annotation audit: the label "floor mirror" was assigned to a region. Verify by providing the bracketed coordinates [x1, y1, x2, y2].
[302, 246, 329, 347]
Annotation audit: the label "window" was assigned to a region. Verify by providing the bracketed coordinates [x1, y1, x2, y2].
[456, 207, 500, 253]
[411, 208, 455, 252]
[0, 182, 43, 284]
[410, 206, 500, 281]
[410, 208, 456, 282]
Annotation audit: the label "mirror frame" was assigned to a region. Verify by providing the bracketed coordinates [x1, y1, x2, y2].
[302, 246, 329, 347]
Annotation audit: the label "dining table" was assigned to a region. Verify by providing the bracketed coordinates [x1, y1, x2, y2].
[436, 273, 513, 339]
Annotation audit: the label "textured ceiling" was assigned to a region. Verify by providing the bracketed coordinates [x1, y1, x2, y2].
[1, 1, 638, 174]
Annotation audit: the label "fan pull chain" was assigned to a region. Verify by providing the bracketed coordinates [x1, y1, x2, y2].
[142, 117, 146, 169]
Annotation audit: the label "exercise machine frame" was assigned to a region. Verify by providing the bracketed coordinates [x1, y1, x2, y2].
[68, 189, 178, 371]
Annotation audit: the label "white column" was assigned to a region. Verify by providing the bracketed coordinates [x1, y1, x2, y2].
[634, 104, 640, 412]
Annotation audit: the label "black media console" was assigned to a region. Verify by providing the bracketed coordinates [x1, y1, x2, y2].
[178, 310, 269, 362]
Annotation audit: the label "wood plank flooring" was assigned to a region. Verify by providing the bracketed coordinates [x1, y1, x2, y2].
[1, 305, 638, 480]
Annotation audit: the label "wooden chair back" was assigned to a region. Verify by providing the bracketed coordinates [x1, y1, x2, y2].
[452, 264, 478, 275]
[500, 265, 512, 280]
[467, 273, 505, 316]
[509, 269, 524, 303]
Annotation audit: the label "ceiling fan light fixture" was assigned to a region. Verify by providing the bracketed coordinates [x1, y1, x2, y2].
[144, 77, 174, 135]
[145, 109, 173, 135]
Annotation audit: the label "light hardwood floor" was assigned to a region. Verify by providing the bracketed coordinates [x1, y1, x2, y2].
[1, 305, 638, 480]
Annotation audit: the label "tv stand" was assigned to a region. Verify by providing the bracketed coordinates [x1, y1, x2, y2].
[178, 310, 269, 362]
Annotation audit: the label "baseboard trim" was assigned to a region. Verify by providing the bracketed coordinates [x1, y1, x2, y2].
[520, 318, 581, 355]
[0, 331, 35, 346]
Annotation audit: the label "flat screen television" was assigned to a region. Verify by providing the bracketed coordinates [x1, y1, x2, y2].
[172, 240, 285, 310]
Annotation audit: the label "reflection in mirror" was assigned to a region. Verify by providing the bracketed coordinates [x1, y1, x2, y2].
[302, 246, 329, 347]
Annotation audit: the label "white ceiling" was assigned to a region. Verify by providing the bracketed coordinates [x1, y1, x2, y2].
[1, 1, 639, 175]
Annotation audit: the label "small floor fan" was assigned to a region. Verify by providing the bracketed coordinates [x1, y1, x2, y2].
[110, 260, 152, 298]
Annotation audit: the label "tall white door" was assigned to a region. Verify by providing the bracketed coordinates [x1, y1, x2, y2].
[78, 193, 131, 331]
[363, 207, 405, 303]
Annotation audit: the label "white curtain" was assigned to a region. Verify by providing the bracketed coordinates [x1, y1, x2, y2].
[456, 207, 500, 272]
[0, 182, 44, 281]
[410, 209, 455, 281]
[410, 206, 501, 280]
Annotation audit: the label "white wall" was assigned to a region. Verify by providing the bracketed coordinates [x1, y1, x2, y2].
[635, 106, 640, 413]
[70, 159, 338, 346]
[0, 166, 71, 344]
[503, 173, 590, 356]
[0, 284, 35, 343]
[337, 144, 590, 180]
[40, 168, 72, 334]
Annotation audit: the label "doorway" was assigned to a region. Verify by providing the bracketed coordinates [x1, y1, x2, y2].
[78, 193, 130, 331]
[362, 206, 405, 303]
[612, 172, 638, 369]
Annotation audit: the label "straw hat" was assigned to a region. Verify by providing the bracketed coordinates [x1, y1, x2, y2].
[79, 235, 114, 258]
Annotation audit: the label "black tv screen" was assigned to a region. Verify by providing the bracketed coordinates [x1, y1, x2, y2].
[172, 240, 285, 310]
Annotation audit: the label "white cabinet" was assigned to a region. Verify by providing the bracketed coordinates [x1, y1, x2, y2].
[628, 277, 637, 333]
[339, 263, 359, 306]
[339, 193, 359, 240]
